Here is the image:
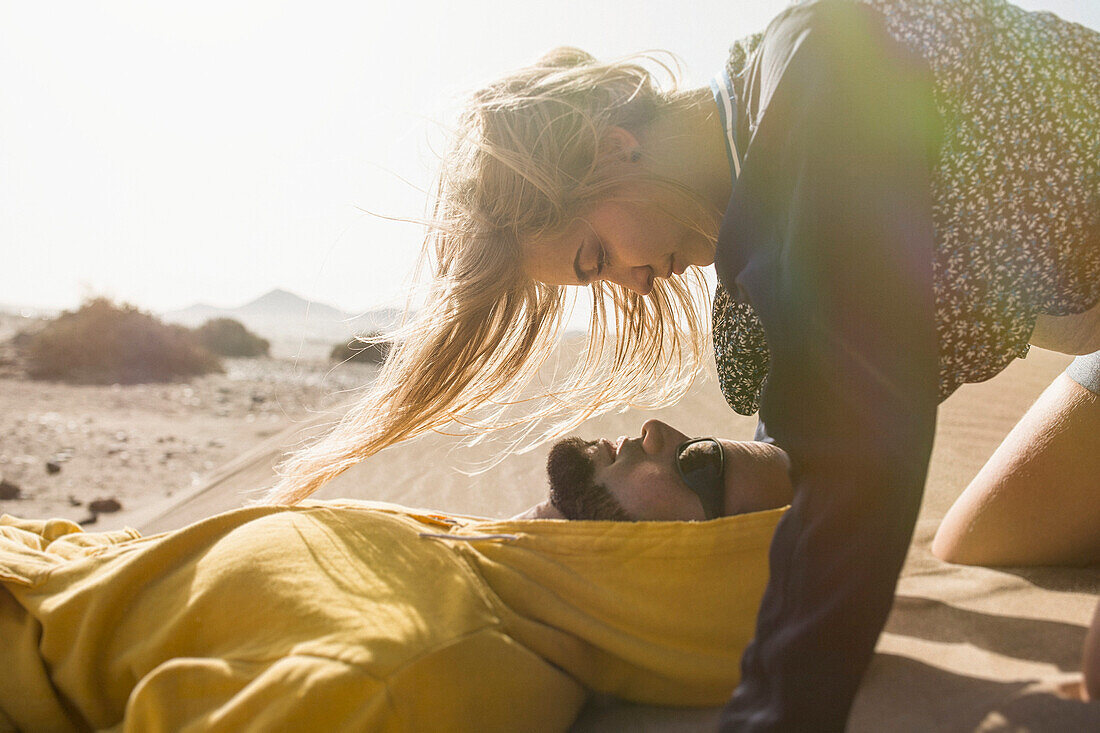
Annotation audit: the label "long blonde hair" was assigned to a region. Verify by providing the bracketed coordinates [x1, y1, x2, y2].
[268, 47, 716, 503]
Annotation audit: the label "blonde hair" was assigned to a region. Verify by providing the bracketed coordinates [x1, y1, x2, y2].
[268, 47, 716, 503]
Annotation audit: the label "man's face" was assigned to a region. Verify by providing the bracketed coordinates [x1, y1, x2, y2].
[585, 419, 712, 521]
[545, 419, 792, 522]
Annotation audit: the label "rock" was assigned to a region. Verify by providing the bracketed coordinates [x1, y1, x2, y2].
[46, 460, 61, 475]
[0, 479, 21, 500]
[88, 498, 122, 514]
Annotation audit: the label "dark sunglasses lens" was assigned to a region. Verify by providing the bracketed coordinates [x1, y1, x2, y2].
[677, 440, 722, 482]
[677, 439, 724, 519]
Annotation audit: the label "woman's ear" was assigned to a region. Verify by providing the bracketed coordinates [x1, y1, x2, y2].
[599, 126, 642, 162]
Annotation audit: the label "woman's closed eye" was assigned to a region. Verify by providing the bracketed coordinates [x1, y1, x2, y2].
[573, 236, 608, 285]
[594, 241, 608, 279]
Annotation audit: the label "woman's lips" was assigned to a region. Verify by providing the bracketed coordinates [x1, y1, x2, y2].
[669, 254, 689, 277]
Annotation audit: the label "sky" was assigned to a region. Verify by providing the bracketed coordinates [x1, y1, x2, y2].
[2, 0, 1097, 316]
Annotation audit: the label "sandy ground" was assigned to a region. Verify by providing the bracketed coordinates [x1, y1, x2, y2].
[2, 305, 1098, 729]
[0, 312, 377, 528]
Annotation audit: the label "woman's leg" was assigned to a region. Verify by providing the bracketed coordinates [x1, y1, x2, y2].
[933, 351, 1100, 698]
[932, 351, 1100, 566]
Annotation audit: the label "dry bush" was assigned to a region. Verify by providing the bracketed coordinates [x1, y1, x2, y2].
[330, 332, 391, 364]
[195, 317, 270, 358]
[26, 298, 222, 384]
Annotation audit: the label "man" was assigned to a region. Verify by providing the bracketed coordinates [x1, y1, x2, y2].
[1, 421, 790, 732]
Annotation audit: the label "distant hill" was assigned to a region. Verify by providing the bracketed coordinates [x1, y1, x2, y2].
[162, 289, 405, 359]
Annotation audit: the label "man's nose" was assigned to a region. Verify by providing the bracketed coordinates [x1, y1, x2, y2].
[640, 419, 668, 452]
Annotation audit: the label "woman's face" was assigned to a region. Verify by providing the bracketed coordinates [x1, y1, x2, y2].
[523, 184, 716, 296]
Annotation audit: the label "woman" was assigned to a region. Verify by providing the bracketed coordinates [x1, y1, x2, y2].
[270, 0, 1098, 729]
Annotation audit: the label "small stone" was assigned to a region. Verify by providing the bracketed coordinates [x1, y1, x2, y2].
[0, 479, 21, 500]
[88, 498, 122, 514]
[68, 495, 83, 507]
[46, 461, 61, 475]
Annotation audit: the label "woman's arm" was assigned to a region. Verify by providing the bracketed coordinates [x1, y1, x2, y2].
[716, 2, 942, 730]
[933, 371, 1100, 566]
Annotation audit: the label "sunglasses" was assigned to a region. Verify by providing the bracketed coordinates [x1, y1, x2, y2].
[675, 438, 725, 520]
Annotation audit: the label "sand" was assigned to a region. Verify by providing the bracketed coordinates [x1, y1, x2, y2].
[0, 310, 380, 529]
[2, 330, 1098, 730]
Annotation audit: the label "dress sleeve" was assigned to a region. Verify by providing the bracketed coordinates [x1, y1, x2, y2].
[715, 2, 942, 730]
[712, 284, 770, 416]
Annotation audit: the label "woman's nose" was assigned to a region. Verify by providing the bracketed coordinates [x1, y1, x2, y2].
[606, 265, 653, 296]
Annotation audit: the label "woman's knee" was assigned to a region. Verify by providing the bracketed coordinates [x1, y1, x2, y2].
[934, 367, 1100, 567]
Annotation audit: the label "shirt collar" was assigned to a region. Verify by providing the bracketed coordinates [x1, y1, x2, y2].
[709, 68, 742, 180]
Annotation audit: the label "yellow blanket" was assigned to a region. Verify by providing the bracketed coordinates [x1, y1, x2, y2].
[0, 501, 783, 732]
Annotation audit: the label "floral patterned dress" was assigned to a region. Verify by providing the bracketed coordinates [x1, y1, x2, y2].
[714, 0, 1100, 415]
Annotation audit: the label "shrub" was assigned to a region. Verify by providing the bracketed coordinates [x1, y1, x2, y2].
[330, 332, 392, 364]
[26, 298, 222, 384]
[195, 318, 270, 358]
